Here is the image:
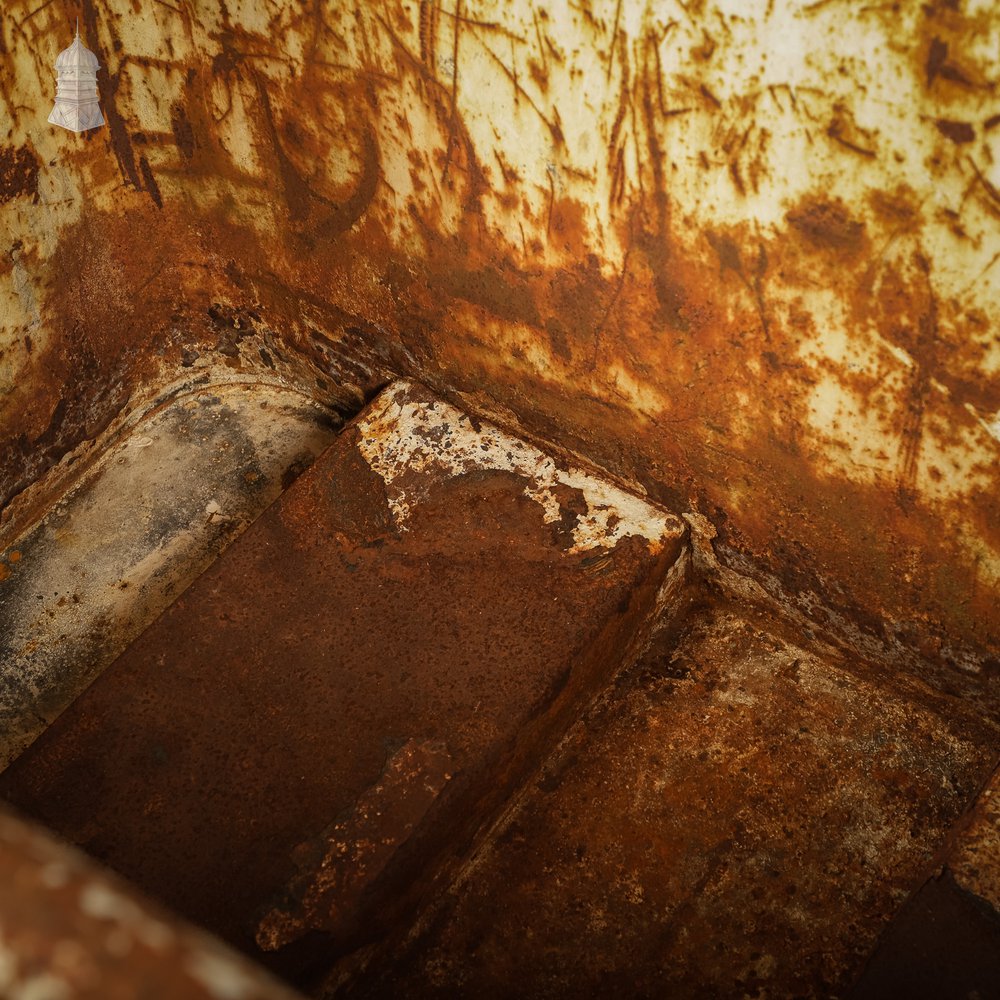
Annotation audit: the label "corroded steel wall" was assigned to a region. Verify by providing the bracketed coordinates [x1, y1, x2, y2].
[0, 2, 998, 683]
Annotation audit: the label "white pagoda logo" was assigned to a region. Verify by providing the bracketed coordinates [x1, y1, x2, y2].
[48, 21, 105, 133]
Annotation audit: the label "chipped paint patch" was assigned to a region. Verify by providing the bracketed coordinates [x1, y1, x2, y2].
[357, 382, 679, 555]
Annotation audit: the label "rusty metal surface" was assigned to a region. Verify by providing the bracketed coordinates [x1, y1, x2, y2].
[0, 0, 997, 706]
[835, 712, 1000, 995]
[351, 594, 998, 999]
[258, 739, 454, 953]
[0, 805, 303, 1000]
[0, 378, 341, 770]
[948, 763, 1000, 914]
[849, 871, 1000, 1000]
[0, 380, 686, 989]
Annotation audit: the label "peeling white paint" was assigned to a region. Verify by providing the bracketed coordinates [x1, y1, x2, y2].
[357, 383, 681, 555]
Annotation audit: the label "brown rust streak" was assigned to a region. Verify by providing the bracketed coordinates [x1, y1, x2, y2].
[606, 0, 623, 82]
[446, 0, 461, 181]
[826, 117, 877, 159]
[374, 11, 487, 206]
[966, 156, 1000, 215]
[630, 33, 690, 334]
[897, 253, 938, 488]
[80, 0, 145, 199]
[418, 0, 439, 67]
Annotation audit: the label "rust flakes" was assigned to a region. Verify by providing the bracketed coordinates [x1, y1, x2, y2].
[207, 301, 255, 357]
[0, 146, 40, 205]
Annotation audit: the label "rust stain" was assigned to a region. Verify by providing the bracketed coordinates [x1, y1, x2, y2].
[935, 118, 976, 144]
[786, 197, 865, 254]
[80, 0, 143, 196]
[0, 146, 40, 205]
[0, 0, 997, 716]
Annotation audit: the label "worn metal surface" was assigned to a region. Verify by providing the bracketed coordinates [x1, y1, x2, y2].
[258, 739, 455, 953]
[849, 871, 1000, 1000]
[0, 377, 341, 770]
[0, 805, 303, 1000]
[351, 595, 997, 998]
[949, 763, 1000, 913]
[0, 380, 686, 989]
[0, 0, 997, 702]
